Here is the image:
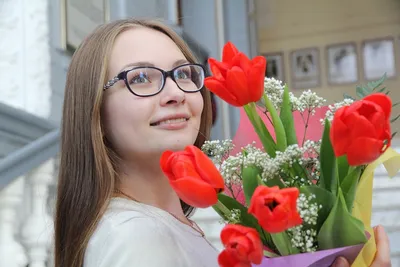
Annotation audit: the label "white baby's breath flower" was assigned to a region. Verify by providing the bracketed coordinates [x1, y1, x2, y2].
[220, 154, 243, 186]
[321, 98, 354, 124]
[262, 78, 285, 109]
[218, 209, 242, 225]
[260, 77, 326, 115]
[201, 139, 234, 164]
[261, 77, 298, 111]
[220, 143, 270, 186]
[295, 90, 326, 113]
[288, 193, 321, 252]
[288, 225, 318, 253]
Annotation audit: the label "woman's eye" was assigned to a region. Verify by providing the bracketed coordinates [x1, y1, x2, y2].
[130, 73, 150, 84]
[176, 69, 191, 79]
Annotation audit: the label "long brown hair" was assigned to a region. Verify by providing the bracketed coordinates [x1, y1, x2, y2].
[54, 18, 213, 267]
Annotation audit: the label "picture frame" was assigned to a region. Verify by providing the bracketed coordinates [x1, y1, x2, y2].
[326, 42, 358, 85]
[362, 37, 396, 81]
[290, 47, 320, 89]
[61, 0, 110, 53]
[263, 53, 285, 82]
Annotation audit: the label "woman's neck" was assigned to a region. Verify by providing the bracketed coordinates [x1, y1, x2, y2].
[116, 161, 188, 221]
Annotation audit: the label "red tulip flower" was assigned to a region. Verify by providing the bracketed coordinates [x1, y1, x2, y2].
[248, 186, 302, 233]
[160, 145, 224, 208]
[330, 93, 392, 166]
[218, 224, 263, 267]
[204, 42, 267, 107]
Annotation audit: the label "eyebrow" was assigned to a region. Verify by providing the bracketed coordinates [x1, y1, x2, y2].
[119, 59, 190, 72]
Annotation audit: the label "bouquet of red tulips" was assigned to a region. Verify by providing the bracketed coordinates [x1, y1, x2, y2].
[160, 42, 400, 267]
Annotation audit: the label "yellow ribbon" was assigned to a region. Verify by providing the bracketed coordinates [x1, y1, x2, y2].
[351, 147, 400, 266]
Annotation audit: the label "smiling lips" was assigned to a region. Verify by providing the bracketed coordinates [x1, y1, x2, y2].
[150, 115, 190, 129]
[152, 117, 188, 126]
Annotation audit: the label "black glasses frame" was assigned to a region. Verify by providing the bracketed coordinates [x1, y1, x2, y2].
[103, 63, 206, 97]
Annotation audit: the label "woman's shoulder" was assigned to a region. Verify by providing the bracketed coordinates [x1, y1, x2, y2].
[84, 198, 180, 267]
[92, 197, 171, 241]
[100, 197, 157, 225]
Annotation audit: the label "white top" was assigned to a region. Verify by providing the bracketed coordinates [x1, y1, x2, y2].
[84, 197, 220, 267]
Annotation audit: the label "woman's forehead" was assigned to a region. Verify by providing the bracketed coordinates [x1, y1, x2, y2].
[109, 27, 187, 75]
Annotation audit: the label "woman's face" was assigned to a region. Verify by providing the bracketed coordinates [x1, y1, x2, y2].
[102, 27, 204, 160]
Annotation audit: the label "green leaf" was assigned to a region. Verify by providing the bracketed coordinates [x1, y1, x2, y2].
[343, 93, 355, 100]
[244, 103, 277, 157]
[279, 85, 298, 146]
[392, 132, 398, 139]
[356, 86, 371, 98]
[262, 94, 287, 151]
[317, 188, 367, 250]
[300, 185, 335, 229]
[378, 87, 386, 93]
[385, 90, 391, 95]
[319, 120, 338, 194]
[340, 167, 362, 212]
[265, 177, 286, 189]
[215, 194, 270, 245]
[257, 175, 265, 186]
[337, 156, 349, 183]
[271, 232, 299, 256]
[212, 199, 231, 220]
[391, 114, 400, 123]
[392, 102, 400, 107]
[242, 166, 262, 206]
[368, 73, 387, 91]
[263, 250, 280, 258]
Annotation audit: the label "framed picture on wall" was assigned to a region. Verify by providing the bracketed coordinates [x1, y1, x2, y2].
[290, 47, 320, 89]
[326, 43, 358, 85]
[263, 53, 285, 82]
[362, 38, 396, 80]
[61, 0, 110, 53]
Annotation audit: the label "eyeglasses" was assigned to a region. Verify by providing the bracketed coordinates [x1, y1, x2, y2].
[103, 63, 206, 97]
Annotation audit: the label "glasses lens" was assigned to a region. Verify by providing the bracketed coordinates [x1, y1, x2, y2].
[126, 67, 163, 96]
[174, 65, 204, 92]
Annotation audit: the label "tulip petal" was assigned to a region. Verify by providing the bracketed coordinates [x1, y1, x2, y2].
[204, 77, 240, 106]
[248, 247, 263, 264]
[229, 236, 252, 261]
[369, 111, 387, 137]
[219, 224, 263, 266]
[208, 58, 228, 80]
[247, 56, 267, 102]
[249, 186, 302, 233]
[170, 157, 202, 180]
[226, 67, 250, 106]
[343, 100, 362, 117]
[230, 53, 251, 72]
[363, 93, 392, 120]
[185, 146, 225, 190]
[223, 42, 239, 63]
[221, 226, 242, 245]
[218, 250, 244, 267]
[169, 178, 218, 208]
[346, 137, 385, 166]
[345, 112, 377, 140]
[160, 150, 174, 176]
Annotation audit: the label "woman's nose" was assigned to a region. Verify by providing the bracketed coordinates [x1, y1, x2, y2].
[159, 77, 186, 105]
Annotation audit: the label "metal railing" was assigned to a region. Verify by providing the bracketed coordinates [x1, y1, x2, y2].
[0, 102, 59, 190]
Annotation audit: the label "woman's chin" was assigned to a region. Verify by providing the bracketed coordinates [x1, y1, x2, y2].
[162, 141, 193, 152]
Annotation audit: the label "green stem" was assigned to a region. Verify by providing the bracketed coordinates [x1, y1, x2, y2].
[215, 199, 231, 215]
[262, 94, 287, 152]
[243, 103, 277, 157]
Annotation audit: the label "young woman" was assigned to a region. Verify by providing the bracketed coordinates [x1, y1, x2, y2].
[54, 18, 391, 267]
